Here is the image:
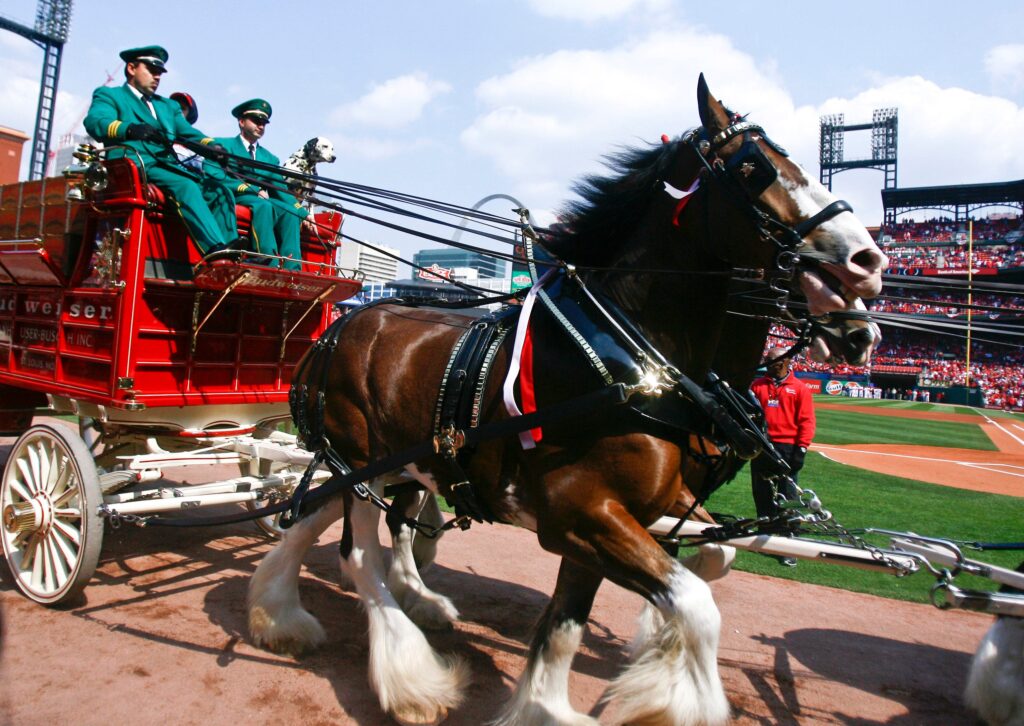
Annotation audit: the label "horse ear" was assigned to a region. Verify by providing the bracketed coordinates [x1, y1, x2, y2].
[697, 73, 730, 137]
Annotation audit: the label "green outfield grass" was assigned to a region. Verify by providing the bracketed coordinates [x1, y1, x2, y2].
[702, 453, 1023, 604]
[976, 407, 1024, 422]
[815, 395, 1024, 422]
[812, 408, 997, 449]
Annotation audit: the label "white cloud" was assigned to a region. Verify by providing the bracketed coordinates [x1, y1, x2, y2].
[526, 0, 670, 22]
[461, 27, 793, 214]
[331, 73, 452, 130]
[461, 27, 1024, 226]
[985, 44, 1024, 95]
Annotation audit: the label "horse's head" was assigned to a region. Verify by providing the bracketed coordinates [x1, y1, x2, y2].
[691, 75, 887, 365]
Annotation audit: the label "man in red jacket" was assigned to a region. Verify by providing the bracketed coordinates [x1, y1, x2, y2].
[750, 347, 817, 565]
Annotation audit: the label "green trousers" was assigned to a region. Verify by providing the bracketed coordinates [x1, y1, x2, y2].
[240, 196, 306, 271]
[147, 163, 237, 253]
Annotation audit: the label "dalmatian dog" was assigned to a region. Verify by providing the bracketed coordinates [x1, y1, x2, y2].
[281, 136, 336, 201]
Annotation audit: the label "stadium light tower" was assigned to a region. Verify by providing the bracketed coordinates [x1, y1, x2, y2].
[819, 109, 898, 198]
[0, 0, 74, 180]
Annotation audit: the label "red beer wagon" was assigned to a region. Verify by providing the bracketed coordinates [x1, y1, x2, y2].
[0, 147, 362, 604]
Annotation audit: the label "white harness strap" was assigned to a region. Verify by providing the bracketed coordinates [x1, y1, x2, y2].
[502, 268, 556, 450]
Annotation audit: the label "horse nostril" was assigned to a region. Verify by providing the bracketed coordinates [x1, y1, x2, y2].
[851, 247, 886, 273]
[847, 326, 875, 348]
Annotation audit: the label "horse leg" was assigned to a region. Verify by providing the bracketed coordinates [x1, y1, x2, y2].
[549, 507, 729, 726]
[494, 559, 603, 726]
[965, 615, 1024, 726]
[386, 489, 459, 630]
[681, 543, 736, 583]
[342, 494, 468, 725]
[964, 561, 1024, 725]
[609, 556, 729, 725]
[248, 495, 345, 655]
[411, 491, 444, 571]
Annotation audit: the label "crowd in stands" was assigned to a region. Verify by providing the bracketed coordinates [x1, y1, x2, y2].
[882, 216, 1021, 243]
[764, 325, 1024, 410]
[884, 244, 1024, 272]
[879, 215, 1024, 273]
[868, 291, 1024, 318]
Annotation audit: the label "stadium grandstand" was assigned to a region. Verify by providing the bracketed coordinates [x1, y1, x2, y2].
[773, 178, 1024, 410]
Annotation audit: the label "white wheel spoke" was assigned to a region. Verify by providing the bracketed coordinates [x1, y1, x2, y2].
[41, 536, 56, 592]
[30, 442, 45, 493]
[53, 506, 82, 520]
[19, 534, 39, 572]
[53, 481, 80, 509]
[46, 534, 70, 585]
[31, 533, 44, 586]
[52, 517, 81, 547]
[8, 476, 33, 503]
[44, 446, 60, 495]
[51, 526, 79, 567]
[16, 457, 38, 494]
[48, 452, 71, 498]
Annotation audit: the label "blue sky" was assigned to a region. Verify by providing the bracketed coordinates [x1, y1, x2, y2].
[2, 0, 1023, 267]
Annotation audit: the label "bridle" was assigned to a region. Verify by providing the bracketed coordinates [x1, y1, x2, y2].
[681, 119, 853, 312]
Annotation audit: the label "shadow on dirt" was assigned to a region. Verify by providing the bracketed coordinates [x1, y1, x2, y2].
[743, 628, 977, 725]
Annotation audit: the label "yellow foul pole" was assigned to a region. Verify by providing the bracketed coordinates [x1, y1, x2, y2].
[965, 220, 973, 389]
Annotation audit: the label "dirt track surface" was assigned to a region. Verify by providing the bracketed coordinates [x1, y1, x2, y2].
[0, 406, 1011, 725]
[0, 513, 993, 725]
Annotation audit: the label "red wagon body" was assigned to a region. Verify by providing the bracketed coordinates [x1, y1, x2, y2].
[0, 155, 361, 604]
[0, 158, 360, 431]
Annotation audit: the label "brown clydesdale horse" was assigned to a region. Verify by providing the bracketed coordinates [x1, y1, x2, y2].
[247, 76, 886, 725]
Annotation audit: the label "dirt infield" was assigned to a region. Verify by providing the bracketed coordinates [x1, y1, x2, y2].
[813, 402, 1024, 497]
[0, 515, 993, 725]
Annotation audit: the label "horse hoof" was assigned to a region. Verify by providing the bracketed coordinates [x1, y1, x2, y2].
[405, 596, 460, 631]
[392, 705, 447, 725]
[248, 605, 326, 656]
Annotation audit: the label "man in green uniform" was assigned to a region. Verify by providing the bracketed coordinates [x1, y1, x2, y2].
[206, 99, 306, 271]
[83, 46, 238, 255]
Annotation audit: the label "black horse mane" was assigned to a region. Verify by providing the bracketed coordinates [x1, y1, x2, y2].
[542, 135, 689, 265]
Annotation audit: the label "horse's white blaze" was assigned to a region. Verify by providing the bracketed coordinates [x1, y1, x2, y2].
[341, 498, 467, 723]
[495, 620, 598, 726]
[780, 174, 886, 301]
[248, 496, 344, 653]
[610, 563, 730, 726]
[965, 616, 1024, 726]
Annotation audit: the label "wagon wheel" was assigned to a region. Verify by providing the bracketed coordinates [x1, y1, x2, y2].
[245, 500, 287, 538]
[244, 458, 294, 539]
[1, 423, 103, 605]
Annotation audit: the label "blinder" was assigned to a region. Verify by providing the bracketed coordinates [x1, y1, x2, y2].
[725, 137, 777, 198]
[680, 118, 857, 314]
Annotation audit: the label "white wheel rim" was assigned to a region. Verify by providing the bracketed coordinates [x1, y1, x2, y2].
[2, 431, 89, 600]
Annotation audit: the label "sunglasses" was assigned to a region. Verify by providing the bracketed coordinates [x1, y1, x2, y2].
[244, 116, 268, 126]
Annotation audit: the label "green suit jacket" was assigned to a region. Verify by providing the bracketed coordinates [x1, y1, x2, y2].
[83, 83, 216, 169]
[206, 135, 298, 205]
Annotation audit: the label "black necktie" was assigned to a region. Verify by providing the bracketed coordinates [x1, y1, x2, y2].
[248, 143, 256, 160]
